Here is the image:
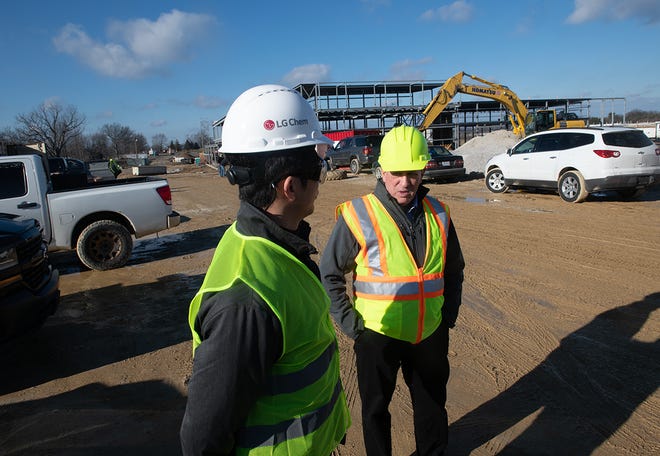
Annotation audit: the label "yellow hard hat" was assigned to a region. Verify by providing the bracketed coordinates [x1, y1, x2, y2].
[378, 125, 430, 172]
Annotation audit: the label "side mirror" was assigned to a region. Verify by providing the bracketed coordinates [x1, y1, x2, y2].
[507, 148, 513, 156]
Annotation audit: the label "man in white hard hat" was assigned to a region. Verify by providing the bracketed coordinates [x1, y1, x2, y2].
[180, 84, 350, 455]
[321, 125, 465, 455]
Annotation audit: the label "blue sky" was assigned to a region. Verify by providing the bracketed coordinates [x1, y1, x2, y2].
[1, 0, 659, 144]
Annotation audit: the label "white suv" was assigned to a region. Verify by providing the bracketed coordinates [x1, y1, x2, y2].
[484, 127, 660, 202]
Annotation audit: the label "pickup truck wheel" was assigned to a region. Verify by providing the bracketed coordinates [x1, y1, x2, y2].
[373, 165, 383, 180]
[350, 158, 361, 175]
[77, 220, 133, 270]
[558, 171, 588, 203]
[485, 168, 508, 193]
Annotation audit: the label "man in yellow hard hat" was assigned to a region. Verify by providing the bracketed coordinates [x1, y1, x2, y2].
[321, 125, 465, 455]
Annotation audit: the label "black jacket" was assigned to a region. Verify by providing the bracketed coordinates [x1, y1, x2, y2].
[180, 201, 321, 455]
[320, 180, 465, 340]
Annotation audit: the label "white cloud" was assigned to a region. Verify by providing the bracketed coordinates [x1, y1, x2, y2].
[193, 95, 225, 109]
[567, 0, 660, 24]
[420, 0, 474, 23]
[53, 9, 216, 79]
[282, 64, 331, 86]
[96, 110, 114, 119]
[389, 57, 433, 81]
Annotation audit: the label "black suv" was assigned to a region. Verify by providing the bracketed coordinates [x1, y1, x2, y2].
[0, 213, 59, 342]
[48, 157, 92, 190]
[327, 135, 383, 174]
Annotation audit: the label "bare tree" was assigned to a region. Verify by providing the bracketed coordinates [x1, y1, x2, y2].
[152, 133, 167, 154]
[88, 132, 111, 161]
[189, 127, 212, 151]
[1, 127, 21, 144]
[135, 133, 148, 156]
[65, 134, 88, 160]
[15, 102, 86, 157]
[101, 123, 135, 158]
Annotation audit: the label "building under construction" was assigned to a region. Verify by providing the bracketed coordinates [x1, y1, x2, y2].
[211, 79, 621, 150]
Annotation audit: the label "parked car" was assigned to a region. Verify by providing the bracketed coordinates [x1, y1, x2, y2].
[420, 146, 465, 182]
[0, 154, 180, 270]
[0, 213, 59, 342]
[326, 135, 383, 174]
[484, 127, 660, 202]
[47, 157, 93, 190]
[372, 145, 465, 183]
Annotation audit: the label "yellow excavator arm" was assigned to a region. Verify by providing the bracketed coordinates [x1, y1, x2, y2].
[419, 71, 530, 138]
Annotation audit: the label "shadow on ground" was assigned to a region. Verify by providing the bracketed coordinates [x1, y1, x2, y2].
[0, 273, 203, 394]
[447, 292, 660, 454]
[50, 224, 230, 275]
[0, 381, 185, 455]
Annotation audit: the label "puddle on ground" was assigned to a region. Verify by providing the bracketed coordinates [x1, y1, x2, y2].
[464, 196, 503, 204]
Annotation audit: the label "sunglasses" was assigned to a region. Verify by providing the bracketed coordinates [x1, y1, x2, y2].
[291, 158, 328, 184]
[271, 158, 329, 187]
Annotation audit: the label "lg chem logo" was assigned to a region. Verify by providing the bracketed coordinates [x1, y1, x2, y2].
[263, 118, 310, 131]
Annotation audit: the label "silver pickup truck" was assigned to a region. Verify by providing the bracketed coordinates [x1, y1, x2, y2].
[0, 154, 180, 270]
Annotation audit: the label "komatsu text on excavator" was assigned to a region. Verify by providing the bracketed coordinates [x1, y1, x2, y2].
[418, 71, 586, 138]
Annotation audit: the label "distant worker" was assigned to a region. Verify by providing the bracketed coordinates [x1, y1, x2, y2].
[180, 84, 350, 455]
[321, 125, 465, 455]
[108, 158, 122, 178]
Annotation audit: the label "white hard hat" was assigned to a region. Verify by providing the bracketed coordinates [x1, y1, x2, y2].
[219, 84, 332, 154]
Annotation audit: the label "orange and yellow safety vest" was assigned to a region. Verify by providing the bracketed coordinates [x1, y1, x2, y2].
[337, 193, 450, 343]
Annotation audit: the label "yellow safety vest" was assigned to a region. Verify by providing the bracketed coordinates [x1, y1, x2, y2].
[188, 224, 350, 455]
[337, 193, 450, 343]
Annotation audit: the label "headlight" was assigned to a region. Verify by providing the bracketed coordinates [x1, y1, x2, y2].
[0, 247, 18, 270]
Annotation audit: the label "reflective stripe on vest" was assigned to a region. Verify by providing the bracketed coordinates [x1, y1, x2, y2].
[338, 194, 450, 343]
[188, 225, 350, 455]
[266, 340, 337, 395]
[238, 378, 343, 449]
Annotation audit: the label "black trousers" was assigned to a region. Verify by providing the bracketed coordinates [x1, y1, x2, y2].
[354, 323, 450, 456]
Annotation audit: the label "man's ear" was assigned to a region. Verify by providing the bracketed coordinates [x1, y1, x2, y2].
[279, 175, 297, 201]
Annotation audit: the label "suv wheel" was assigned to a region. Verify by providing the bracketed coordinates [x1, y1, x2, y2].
[373, 165, 383, 180]
[350, 158, 361, 175]
[558, 171, 588, 203]
[485, 168, 508, 193]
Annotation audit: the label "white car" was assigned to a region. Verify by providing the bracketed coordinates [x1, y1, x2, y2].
[484, 127, 660, 202]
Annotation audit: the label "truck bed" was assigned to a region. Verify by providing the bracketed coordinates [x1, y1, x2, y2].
[50, 176, 165, 193]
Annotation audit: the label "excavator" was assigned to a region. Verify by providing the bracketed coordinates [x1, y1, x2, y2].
[418, 71, 585, 138]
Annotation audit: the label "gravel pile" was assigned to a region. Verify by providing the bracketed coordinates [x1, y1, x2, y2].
[454, 129, 519, 174]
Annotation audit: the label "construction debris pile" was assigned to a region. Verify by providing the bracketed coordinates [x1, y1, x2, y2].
[454, 129, 519, 175]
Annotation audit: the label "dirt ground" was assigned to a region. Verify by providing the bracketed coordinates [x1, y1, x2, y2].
[1, 162, 658, 455]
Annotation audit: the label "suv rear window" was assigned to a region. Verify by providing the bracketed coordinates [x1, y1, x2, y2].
[603, 130, 653, 148]
[366, 136, 383, 147]
[353, 136, 383, 147]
